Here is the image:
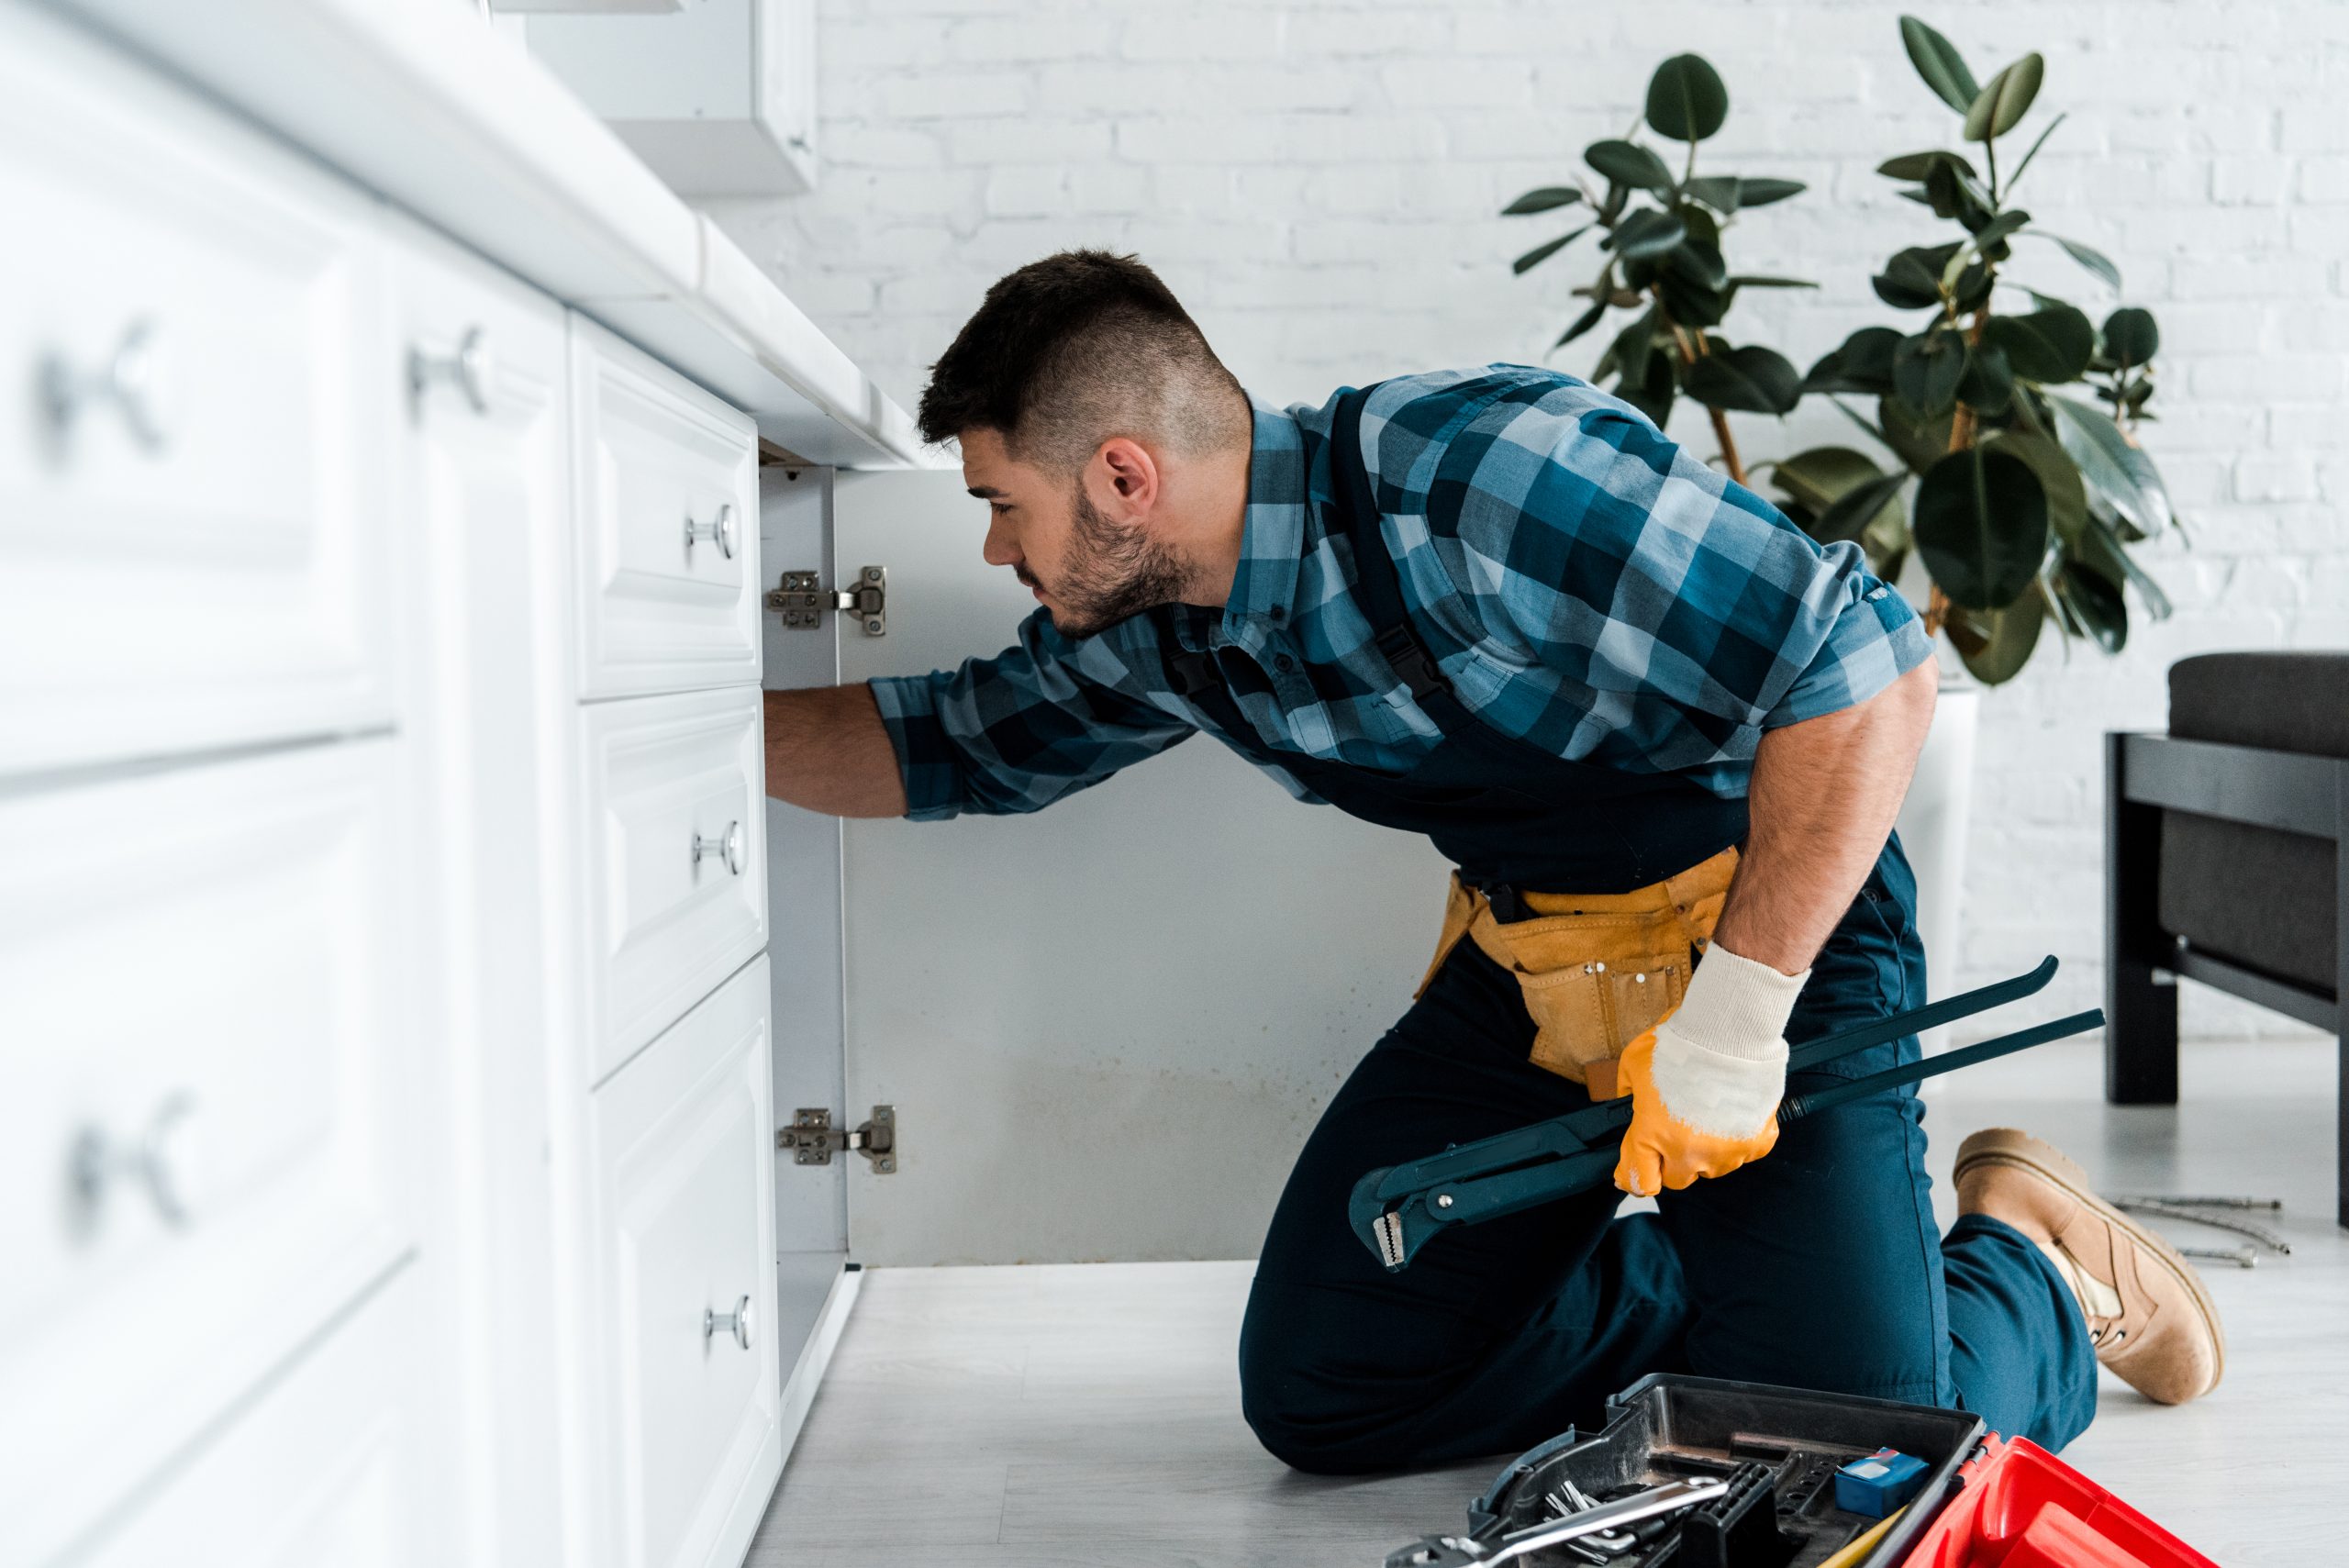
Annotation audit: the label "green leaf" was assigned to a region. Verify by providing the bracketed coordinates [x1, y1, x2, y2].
[1880, 395, 1955, 474]
[1646, 53, 1729, 142]
[1801, 463, 1911, 549]
[1684, 344, 1804, 415]
[1873, 246, 1949, 309]
[1602, 305, 1661, 387]
[1970, 208, 2032, 251]
[1617, 345, 1676, 429]
[1735, 177, 1806, 208]
[2032, 232, 2121, 291]
[1900, 15, 1980, 115]
[1955, 341, 2015, 417]
[1965, 53, 2045, 142]
[2046, 392, 2175, 536]
[2076, 510, 2174, 619]
[1878, 150, 1978, 181]
[1982, 305, 2096, 383]
[1503, 186, 1584, 217]
[2006, 110, 2068, 192]
[1895, 184, 1935, 206]
[1513, 228, 1590, 274]
[2103, 306, 2160, 367]
[1586, 139, 1676, 192]
[1611, 207, 1688, 259]
[1924, 159, 1995, 228]
[1553, 295, 1609, 349]
[1682, 175, 1742, 212]
[1893, 330, 1966, 417]
[1945, 596, 2045, 684]
[1803, 327, 1901, 395]
[1985, 428, 2087, 543]
[1914, 446, 2050, 610]
[1665, 237, 1729, 291]
[1773, 446, 1889, 514]
[2054, 561, 2128, 652]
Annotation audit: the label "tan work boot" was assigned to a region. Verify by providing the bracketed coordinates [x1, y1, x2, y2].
[1953, 1128, 2225, 1406]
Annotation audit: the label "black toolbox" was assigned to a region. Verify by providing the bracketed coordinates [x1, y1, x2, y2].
[1389, 1374, 1987, 1568]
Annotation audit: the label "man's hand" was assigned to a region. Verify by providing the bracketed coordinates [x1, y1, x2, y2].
[1612, 945, 1806, 1196]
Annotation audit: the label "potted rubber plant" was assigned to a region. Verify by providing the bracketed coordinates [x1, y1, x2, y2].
[1501, 51, 1816, 487]
[1775, 15, 2181, 686]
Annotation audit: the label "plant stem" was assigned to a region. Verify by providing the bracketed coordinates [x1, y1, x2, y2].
[1946, 306, 1991, 454]
[1924, 584, 1951, 638]
[1655, 294, 1750, 487]
[1985, 133, 1999, 208]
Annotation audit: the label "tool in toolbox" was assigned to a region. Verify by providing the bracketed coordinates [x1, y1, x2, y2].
[1353, 956, 2100, 1272]
[1387, 1477, 1730, 1567]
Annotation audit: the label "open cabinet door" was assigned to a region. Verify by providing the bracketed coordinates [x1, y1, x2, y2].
[830, 469, 1450, 1267]
[757, 468, 859, 1446]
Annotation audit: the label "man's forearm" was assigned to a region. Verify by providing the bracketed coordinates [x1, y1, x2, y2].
[1709, 660, 1939, 974]
[763, 684, 909, 818]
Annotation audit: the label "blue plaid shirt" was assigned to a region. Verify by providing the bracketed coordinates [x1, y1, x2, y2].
[873, 366, 1930, 821]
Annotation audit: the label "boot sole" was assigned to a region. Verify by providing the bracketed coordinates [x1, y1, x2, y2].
[1954, 1127, 2226, 1399]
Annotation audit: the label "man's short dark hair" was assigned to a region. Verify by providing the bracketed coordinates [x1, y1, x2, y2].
[917, 250, 1248, 470]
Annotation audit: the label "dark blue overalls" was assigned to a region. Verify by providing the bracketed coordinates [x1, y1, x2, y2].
[1173, 388, 2098, 1474]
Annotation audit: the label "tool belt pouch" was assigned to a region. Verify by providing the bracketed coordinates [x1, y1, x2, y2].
[1419, 848, 1737, 1094]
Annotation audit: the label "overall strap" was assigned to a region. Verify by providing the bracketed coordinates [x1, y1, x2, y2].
[1325, 386, 1480, 736]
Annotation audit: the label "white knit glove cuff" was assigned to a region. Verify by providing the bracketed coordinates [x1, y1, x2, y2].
[1649, 946, 1807, 1136]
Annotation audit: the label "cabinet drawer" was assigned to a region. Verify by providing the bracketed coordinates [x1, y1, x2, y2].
[580, 686, 771, 1084]
[0, 740, 414, 1561]
[587, 959, 782, 1568]
[72, 1263, 435, 1568]
[571, 314, 760, 699]
[0, 7, 394, 775]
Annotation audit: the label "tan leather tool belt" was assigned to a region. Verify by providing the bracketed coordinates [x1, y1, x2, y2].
[1416, 846, 1740, 1098]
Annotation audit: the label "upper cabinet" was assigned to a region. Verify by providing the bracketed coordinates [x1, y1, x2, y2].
[519, 0, 818, 197]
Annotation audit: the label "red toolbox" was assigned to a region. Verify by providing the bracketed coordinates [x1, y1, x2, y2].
[1898, 1435, 2218, 1568]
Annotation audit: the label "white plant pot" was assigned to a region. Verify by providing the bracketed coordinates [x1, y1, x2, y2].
[1894, 682, 1979, 1051]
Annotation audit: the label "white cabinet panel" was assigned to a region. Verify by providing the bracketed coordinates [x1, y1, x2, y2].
[579, 685, 771, 1084]
[387, 214, 574, 1568]
[69, 1263, 436, 1568]
[586, 959, 782, 1568]
[0, 6, 393, 775]
[571, 315, 761, 700]
[0, 740, 414, 1563]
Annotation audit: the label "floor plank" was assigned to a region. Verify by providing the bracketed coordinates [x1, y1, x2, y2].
[762, 1036, 2343, 1565]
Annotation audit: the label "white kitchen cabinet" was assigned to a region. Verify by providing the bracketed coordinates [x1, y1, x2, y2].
[0, 6, 393, 776]
[0, 740, 417, 1565]
[576, 684, 773, 1084]
[65, 1263, 436, 1568]
[571, 316, 764, 701]
[583, 958, 782, 1568]
[385, 213, 576, 1568]
[522, 0, 817, 196]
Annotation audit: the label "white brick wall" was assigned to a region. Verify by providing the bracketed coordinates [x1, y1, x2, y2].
[709, 0, 2349, 1037]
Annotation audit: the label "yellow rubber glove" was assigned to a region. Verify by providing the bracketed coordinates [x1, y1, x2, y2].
[1612, 945, 1807, 1196]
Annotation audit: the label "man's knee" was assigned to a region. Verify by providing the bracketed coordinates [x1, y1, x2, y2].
[1238, 1280, 1411, 1475]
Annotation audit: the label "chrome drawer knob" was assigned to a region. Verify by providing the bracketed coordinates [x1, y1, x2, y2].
[40, 317, 173, 454]
[684, 502, 737, 561]
[704, 1295, 754, 1351]
[67, 1093, 198, 1232]
[692, 820, 744, 876]
[407, 325, 493, 416]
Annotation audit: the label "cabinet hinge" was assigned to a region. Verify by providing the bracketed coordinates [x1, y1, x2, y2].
[767, 566, 886, 636]
[782, 1106, 896, 1173]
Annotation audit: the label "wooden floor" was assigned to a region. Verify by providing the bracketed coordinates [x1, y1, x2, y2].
[751, 1037, 2345, 1566]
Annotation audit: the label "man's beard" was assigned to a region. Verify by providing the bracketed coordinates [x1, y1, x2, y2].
[1040, 484, 1190, 639]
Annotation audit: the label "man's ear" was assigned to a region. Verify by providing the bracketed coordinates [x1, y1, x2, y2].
[1089, 437, 1162, 519]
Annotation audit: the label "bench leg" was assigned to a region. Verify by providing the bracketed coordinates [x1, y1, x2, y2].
[2106, 733, 2178, 1104]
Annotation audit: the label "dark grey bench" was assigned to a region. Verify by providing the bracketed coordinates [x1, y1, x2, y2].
[2106, 652, 2349, 1229]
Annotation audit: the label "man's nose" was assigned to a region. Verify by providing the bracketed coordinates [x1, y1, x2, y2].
[982, 513, 1019, 568]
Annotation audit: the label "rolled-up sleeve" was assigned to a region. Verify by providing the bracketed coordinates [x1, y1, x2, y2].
[867, 609, 1196, 820]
